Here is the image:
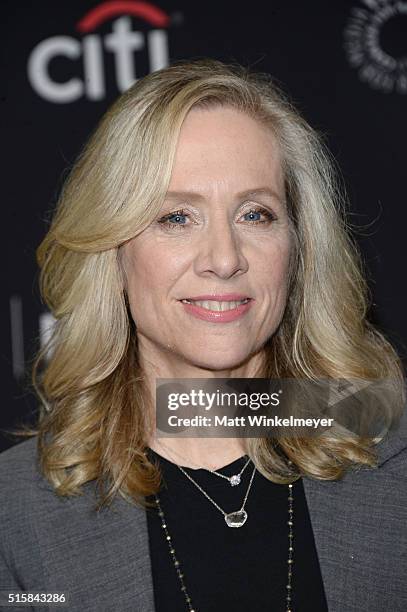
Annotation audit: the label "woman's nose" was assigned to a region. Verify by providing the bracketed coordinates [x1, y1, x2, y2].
[193, 221, 249, 279]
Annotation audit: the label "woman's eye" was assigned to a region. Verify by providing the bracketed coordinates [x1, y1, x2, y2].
[167, 212, 187, 225]
[241, 208, 275, 225]
[244, 210, 262, 222]
[157, 209, 189, 229]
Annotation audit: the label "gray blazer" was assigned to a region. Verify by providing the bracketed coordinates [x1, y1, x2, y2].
[0, 412, 407, 612]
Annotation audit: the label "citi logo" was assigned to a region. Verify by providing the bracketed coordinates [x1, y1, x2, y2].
[27, 1, 171, 103]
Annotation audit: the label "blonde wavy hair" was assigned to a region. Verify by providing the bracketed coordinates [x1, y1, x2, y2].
[26, 58, 404, 509]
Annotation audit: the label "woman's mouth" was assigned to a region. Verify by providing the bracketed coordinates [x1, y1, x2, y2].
[181, 298, 250, 311]
[179, 296, 253, 323]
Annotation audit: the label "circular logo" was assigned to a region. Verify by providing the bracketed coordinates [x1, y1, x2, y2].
[344, 0, 407, 94]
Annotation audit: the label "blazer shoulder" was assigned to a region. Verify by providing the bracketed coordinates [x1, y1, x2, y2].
[379, 441, 407, 477]
[376, 402, 407, 471]
[0, 438, 48, 577]
[0, 438, 42, 515]
[0, 437, 39, 481]
[0, 435, 39, 471]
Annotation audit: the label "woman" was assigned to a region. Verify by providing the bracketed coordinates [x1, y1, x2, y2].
[0, 59, 406, 612]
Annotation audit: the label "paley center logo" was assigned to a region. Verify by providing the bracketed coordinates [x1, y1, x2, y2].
[27, 1, 172, 103]
[344, 0, 407, 94]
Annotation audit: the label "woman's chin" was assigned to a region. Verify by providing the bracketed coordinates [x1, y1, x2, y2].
[179, 348, 259, 374]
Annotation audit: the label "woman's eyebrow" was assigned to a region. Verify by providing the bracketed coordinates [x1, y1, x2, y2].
[164, 190, 206, 202]
[237, 187, 284, 203]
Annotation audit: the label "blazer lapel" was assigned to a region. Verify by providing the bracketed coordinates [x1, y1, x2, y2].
[302, 475, 352, 611]
[111, 495, 156, 612]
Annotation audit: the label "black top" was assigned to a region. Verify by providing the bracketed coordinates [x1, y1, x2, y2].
[146, 449, 328, 612]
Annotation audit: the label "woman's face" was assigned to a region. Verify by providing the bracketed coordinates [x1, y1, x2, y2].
[121, 106, 293, 373]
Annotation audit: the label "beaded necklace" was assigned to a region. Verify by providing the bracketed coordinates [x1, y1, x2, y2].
[154, 478, 294, 611]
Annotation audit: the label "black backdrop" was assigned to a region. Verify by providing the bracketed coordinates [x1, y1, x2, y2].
[2, 0, 406, 452]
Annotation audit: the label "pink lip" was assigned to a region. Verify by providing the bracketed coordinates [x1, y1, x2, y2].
[180, 297, 254, 323]
[183, 293, 250, 301]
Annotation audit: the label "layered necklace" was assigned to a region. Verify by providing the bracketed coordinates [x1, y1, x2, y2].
[150, 443, 295, 611]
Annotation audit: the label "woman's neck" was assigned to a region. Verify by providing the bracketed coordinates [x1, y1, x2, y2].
[148, 437, 247, 471]
[138, 336, 265, 469]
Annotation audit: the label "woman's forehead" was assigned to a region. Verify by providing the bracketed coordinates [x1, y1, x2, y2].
[168, 106, 284, 198]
